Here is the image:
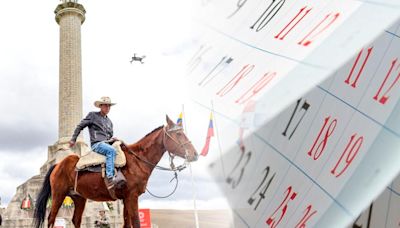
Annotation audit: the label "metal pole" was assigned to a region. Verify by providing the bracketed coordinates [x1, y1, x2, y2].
[182, 104, 200, 228]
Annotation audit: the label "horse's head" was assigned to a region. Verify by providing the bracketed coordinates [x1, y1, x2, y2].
[163, 115, 198, 162]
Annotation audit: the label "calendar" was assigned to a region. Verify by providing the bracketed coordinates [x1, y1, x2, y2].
[182, 0, 400, 227]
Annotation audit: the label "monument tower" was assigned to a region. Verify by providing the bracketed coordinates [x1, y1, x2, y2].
[49, 0, 88, 162]
[56, 0, 85, 143]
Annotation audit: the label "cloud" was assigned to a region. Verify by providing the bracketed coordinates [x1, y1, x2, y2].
[0, 123, 55, 152]
[0, 148, 46, 206]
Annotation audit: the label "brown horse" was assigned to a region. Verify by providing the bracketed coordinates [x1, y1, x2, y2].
[33, 115, 198, 228]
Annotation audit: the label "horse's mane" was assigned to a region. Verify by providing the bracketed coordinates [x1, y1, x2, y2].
[127, 125, 164, 152]
[144, 125, 163, 138]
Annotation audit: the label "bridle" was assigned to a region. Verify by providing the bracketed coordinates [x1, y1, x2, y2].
[126, 125, 192, 172]
[124, 125, 194, 198]
[163, 125, 193, 167]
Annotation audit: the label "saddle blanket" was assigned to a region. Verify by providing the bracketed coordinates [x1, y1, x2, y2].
[76, 141, 126, 170]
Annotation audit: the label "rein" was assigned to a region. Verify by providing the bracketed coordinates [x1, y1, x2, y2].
[145, 172, 179, 199]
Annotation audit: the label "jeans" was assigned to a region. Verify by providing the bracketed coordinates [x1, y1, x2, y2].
[92, 141, 116, 178]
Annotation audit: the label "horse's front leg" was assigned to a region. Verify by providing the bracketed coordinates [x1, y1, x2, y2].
[123, 194, 140, 228]
[71, 195, 86, 228]
[122, 200, 131, 228]
[131, 197, 140, 228]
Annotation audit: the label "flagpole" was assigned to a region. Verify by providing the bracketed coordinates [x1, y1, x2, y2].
[211, 100, 227, 178]
[182, 104, 200, 228]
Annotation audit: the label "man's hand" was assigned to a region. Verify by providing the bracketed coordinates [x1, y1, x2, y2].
[69, 140, 76, 148]
[107, 137, 119, 144]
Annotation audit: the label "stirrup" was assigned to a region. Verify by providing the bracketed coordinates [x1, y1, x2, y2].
[104, 177, 117, 200]
[114, 170, 127, 189]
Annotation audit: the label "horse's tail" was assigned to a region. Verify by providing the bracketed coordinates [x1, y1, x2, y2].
[33, 164, 56, 228]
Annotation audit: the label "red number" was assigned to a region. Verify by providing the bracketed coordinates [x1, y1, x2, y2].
[266, 186, 297, 228]
[235, 71, 277, 104]
[307, 116, 337, 160]
[298, 12, 340, 47]
[295, 204, 317, 228]
[274, 6, 312, 40]
[216, 64, 255, 97]
[331, 134, 364, 178]
[373, 58, 400, 104]
[344, 47, 373, 88]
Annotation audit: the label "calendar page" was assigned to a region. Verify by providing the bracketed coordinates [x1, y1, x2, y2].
[182, 0, 400, 227]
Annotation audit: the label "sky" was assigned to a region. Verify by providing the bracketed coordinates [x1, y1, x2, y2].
[0, 0, 229, 210]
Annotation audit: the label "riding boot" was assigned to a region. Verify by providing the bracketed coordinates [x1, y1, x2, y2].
[114, 170, 127, 189]
[104, 176, 116, 190]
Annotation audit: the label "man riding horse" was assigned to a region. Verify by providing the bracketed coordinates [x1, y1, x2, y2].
[69, 96, 122, 190]
[34, 111, 198, 227]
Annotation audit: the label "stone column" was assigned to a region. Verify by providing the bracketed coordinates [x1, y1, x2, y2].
[55, 2, 86, 143]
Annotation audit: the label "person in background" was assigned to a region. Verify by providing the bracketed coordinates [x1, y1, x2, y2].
[94, 210, 110, 228]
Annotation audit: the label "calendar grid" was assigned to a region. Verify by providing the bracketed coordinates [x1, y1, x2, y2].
[384, 183, 394, 227]
[192, 5, 400, 226]
[193, 99, 355, 217]
[317, 85, 400, 138]
[387, 186, 400, 197]
[197, 23, 400, 76]
[385, 30, 400, 39]
[196, 22, 329, 70]
[253, 126, 355, 217]
[196, 19, 400, 77]
[194, 54, 400, 220]
[233, 209, 251, 228]
[354, 0, 400, 8]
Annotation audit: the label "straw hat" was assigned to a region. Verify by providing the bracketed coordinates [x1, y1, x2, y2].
[94, 96, 116, 108]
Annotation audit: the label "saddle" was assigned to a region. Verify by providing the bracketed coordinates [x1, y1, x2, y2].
[74, 141, 127, 199]
[76, 141, 126, 171]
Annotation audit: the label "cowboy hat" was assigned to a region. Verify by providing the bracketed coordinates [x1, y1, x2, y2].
[94, 96, 116, 108]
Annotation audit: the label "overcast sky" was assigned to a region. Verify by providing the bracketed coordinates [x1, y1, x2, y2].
[0, 0, 228, 209]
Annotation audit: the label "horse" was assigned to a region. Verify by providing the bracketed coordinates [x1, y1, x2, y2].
[33, 115, 198, 228]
